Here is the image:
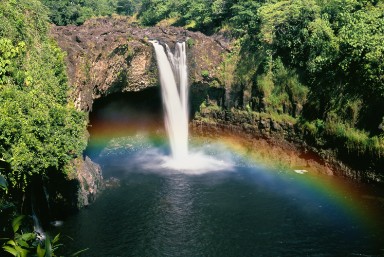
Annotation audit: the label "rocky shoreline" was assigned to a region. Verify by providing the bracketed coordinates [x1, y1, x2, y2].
[192, 109, 383, 184]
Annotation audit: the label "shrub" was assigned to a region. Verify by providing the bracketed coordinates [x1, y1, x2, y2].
[201, 70, 209, 78]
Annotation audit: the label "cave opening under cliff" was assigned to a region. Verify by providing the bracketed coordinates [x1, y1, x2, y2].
[85, 86, 164, 157]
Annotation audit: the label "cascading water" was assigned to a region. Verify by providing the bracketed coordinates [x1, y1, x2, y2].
[31, 198, 46, 240]
[165, 43, 189, 122]
[150, 40, 232, 172]
[151, 41, 189, 161]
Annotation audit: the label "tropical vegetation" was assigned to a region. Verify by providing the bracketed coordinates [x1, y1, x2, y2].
[0, 0, 383, 254]
[1, 1, 88, 255]
[137, 0, 384, 159]
[40, 0, 142, 25]
[0, 0, 87, 192]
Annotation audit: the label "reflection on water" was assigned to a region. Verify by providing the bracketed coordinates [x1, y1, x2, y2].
[53, 135, 384, 257]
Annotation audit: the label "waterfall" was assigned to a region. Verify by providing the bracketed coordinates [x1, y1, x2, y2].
[31, 200, 46, 240]
[150, 40, 232, 172]
[151, 41, 189, 161]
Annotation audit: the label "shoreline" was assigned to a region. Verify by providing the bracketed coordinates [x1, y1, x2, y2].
[191, 118, 383, 184]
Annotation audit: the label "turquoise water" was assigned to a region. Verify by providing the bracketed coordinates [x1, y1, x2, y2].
[53, 137, 384, 257]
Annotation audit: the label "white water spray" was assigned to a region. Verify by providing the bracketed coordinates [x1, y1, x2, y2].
[151, 41, 189, 161]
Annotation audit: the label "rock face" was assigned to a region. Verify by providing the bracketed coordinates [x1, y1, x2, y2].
[72, 156, 104, 209]
[51, 17, 226, 111]
[46, 156, 104, 217]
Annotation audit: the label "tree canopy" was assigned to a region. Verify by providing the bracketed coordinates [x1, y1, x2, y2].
[0, 0, 87, 190]
[41, 0, 142, 25]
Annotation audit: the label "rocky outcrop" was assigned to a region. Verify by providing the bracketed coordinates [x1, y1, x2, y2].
[44, 156, 103, 217]
[72, 156, 104, 209]
[51, 17, 226, 111]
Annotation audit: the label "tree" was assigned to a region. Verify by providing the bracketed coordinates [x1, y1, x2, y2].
[0, 0, 87, 190]
[41, 0, 118, 25]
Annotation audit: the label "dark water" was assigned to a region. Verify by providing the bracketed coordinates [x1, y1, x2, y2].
[54, 138, 384, 257]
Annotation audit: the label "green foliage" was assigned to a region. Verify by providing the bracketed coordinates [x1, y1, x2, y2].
[2, 215, 36, 257]
[138, 0, 234, 33]
[338, 2, 384, 96]
[323, 113, 379, 155]
[180, 0, 219, 31]
[41, 0, 113, 25]
[116, 0, 141, 16]
[222, 0, 383, 135]
[135, 0, 384, 161]
[201, 70, 210, 78]
[186, 38, 195, 48]
[40, 0, 142, 25]
[230, 1, 261, 36]
[253, 57, 308, 116]
[139, 0, 173, 26]
[0, 0, 49, 44]
[301, 116, 384, 157]
[0, 0, 87, 191]
[2, 216, 87, 257]
[0, 39, 26, 85]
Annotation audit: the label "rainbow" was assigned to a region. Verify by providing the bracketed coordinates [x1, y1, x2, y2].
[86, 120, 384, 244]
[192, 134, 384, 239]
[86, 119, 166, 155]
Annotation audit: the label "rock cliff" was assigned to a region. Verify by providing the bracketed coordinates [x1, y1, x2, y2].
[51, 17, 227, 111]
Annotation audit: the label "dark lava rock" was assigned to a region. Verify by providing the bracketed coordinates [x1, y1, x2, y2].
[51, 17, 226, 111]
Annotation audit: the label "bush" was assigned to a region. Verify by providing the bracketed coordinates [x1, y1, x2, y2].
[1, 215, 88, 257]
[201, 70, 210, 78]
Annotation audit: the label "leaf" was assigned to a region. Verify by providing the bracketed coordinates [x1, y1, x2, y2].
[21, 232, 35, 241]
[45, 237, 52, 257]
[37, 244, 46, 257]
[5, 240, 16, 246]
[3, 245, 18, 256]
[12, 215, 25, 233]
[52, 233, 60, 244]
[16, 238, 29, 248]
[14, 245, 29, 257]
[70, 248, 89, 257]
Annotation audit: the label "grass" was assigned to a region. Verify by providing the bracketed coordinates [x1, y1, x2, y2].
[199, 103, 297, 125]
[156, 16, 180, 27]
[325, 121, 384, 157]
[301, 118, 384, 158]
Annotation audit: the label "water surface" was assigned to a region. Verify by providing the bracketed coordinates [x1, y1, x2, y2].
[54, 136, 384, 257]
